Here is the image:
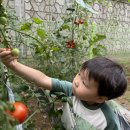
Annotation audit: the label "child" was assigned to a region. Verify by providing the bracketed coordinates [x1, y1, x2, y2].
[0, 48, 127, 130]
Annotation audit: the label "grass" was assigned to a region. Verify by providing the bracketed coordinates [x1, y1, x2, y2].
[107, 52, 130, 110]
[107, 52, 130, 64]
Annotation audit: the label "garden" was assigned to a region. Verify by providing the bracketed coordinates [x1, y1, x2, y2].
[0, 0, 130, 130]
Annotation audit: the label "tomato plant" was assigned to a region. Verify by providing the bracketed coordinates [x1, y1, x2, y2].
[6, 102, 28, 124]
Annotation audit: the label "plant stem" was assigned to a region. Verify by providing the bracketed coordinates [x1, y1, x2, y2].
[23, 110, 39, 124]
[5, 27, 43, 45]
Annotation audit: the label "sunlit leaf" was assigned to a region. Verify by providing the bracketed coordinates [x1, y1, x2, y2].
[20, 22, 32, 31]
[61, 24, 70, 30]
[51, 47, 60, 51]
[37, 29, 46, 39]
[90, 34, 106, 43]
[32, 17, 43, 24]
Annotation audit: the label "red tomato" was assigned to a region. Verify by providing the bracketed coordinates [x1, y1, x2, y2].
[67, 44, 71, 48]
[71, 44, 75, 48]
[79, 19, 84, 24]
[7, 102, 28, 123]
[66, 41, 71, 48]
[66, 40, 75, 48]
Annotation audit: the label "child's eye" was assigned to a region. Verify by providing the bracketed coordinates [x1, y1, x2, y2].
[82, 81, 85, 85]
[83, 81, 88, 88]
[78, 73, 80, 75]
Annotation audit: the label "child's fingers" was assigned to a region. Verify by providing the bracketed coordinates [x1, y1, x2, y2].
[0, 48, 6, 53]
[3, 57, 16, 63]
[0, 50, 11, 58]
[1, 54, 13, 61]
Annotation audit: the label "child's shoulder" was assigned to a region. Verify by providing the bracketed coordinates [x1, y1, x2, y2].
[101, 101, 116, 116]
[101, 101, 119, 124]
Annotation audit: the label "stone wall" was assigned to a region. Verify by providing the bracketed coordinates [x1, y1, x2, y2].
[4, 0, 130, 54]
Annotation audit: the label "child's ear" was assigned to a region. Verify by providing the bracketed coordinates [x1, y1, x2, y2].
[96, 96, 108, 103]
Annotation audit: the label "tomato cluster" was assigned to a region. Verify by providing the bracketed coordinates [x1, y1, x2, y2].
[0, 1, 8, 25]
[66, 40, 75, 48]
[74, 18, 84, 25]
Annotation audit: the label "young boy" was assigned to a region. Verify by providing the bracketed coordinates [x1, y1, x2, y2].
[0, 48, 127, 130]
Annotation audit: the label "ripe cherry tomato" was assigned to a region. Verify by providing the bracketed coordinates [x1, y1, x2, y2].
[79, 19, 84, 24]
[6, 102, 28, 123]
[66, 40, 75, 48]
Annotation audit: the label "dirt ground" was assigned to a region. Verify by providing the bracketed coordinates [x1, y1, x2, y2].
[115, 75, 130, 110]
[116, 90, 130, 110]
[108, 55, 130, 110]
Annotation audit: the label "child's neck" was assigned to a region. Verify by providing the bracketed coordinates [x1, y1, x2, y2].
[86, 101, 99, 106]
[81, 100, 104, 110]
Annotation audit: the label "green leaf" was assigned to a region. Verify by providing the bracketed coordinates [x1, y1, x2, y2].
[61, 97, 68, 102]
[13, 85, 29, 93]
[32, 17, 43, 24]
[51, 47, 60, 51]
[51, 92, 66, 99]
[37, 29, 46, 39]
[90, 34, 106, 44]
[128, 0, 130, 2]
[94, 34, 106, 42]
[76, 0, 98, 14]
[59, 57, 66, 63]
[61, 24, 70, 30]
[14, 93, 22, 101]
[84, 21, 88, 27]
[61, 97, 72, 107]
[20, 22, 32, 31]
[48, 104, 57, 118]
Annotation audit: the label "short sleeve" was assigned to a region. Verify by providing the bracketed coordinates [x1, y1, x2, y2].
[51, 78, 72, 96]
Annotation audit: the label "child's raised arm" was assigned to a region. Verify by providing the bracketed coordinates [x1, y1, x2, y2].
[0, 48, 52, 90]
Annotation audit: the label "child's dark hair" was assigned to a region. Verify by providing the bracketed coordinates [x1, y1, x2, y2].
[81, 57, 127, 100]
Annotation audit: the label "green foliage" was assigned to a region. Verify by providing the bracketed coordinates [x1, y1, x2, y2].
[17, 3, 106, 80]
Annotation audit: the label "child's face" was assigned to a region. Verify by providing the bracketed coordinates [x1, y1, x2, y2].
[72, 69, 102, 104]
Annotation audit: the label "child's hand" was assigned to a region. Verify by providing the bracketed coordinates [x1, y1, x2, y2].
[0, 48, 17, 67]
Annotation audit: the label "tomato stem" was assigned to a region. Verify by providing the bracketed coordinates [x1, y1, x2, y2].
[23, 110, 38, 124]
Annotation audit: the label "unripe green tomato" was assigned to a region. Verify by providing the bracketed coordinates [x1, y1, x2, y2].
[0, 16, 7, 25]
[12, 48, 20, 56]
